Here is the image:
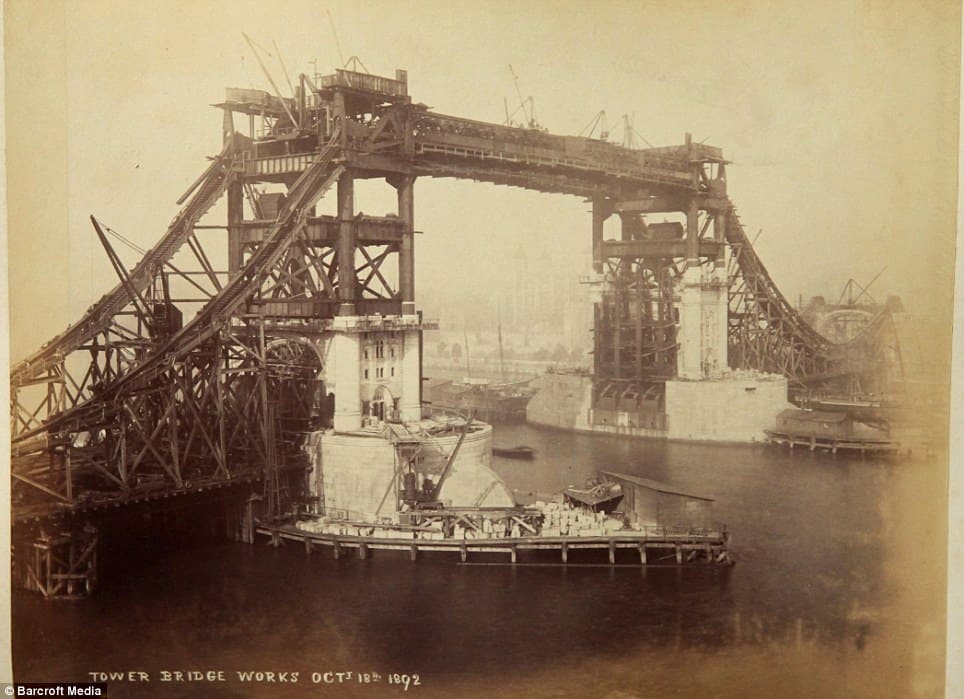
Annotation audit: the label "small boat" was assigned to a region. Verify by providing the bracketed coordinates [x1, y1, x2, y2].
[564, 478, 623, 513]
[492, 445, 536, 460]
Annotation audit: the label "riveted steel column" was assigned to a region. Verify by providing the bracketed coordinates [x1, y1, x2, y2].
[685, 199, 699, 263]
[398, 176, 416, 314]
[592, 196, 608, 273]
[715, 209, 727, 270]
[337, 172, 355, 315]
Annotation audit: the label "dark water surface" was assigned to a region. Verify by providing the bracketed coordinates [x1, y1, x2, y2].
[12, 425, 947, 698]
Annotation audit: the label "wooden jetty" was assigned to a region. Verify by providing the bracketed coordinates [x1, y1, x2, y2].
[255, 520, 733, 567]
[765, 409, 902, 455]
[764, 430, 902, 455]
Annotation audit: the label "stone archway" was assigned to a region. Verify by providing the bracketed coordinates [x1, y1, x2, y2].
[264, 338, 329, 429]
[370, 384, 397, 423]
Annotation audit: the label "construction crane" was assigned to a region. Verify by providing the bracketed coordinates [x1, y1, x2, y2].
[504, 65, 541, 129]
[837, 267, 887, 306]
[620, 113, 654, 149]
[579, 110, 609, 140]
[242, 33, 298, 127]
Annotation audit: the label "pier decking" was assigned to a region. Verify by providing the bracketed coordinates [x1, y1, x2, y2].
[764, 430, 902, 455]
[256, 521, 734, 567]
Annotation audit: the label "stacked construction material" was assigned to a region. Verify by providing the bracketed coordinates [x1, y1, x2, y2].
[532, 500, 623, 537]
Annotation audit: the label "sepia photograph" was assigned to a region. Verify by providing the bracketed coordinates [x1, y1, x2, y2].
[3, 1, 961, 697]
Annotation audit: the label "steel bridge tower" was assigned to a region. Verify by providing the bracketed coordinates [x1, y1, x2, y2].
[9, 64, 896, 597]
[587, 135, 732, 411]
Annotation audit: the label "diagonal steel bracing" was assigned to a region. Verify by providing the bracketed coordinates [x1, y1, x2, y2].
[10, 64, 896, 524]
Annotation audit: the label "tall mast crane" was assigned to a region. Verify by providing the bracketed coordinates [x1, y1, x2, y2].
[505, 65, 540, 129]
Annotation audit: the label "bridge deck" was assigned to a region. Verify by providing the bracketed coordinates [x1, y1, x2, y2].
[14, 470, 264, 524]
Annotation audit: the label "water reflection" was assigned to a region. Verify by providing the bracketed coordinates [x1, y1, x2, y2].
[12, 424, 945, 698]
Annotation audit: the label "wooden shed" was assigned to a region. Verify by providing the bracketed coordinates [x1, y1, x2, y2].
[602, 471, 714, 529]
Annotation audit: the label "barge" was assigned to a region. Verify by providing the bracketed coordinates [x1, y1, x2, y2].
[764, 408, 902, 455]
[426, 378, 535, 423]
[563, 479, 623, 512]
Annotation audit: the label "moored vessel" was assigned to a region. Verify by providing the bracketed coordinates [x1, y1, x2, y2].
[765, 408, 902, 455]
[563, 478, 624, 512]
[427, 378, 535, 423]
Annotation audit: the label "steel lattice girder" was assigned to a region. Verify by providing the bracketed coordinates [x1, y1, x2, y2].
[10, 70, 895, 521]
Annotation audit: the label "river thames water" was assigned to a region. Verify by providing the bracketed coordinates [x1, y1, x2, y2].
[12, 423, 947, 698]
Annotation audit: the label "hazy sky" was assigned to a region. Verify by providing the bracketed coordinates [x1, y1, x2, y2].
[5, 0, 960, 361]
